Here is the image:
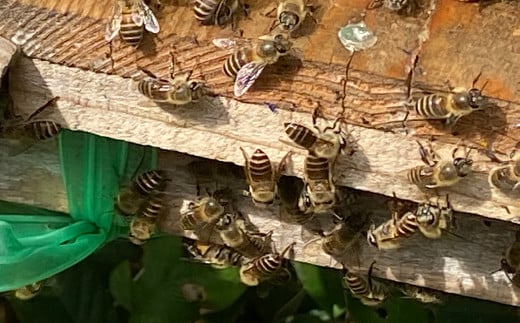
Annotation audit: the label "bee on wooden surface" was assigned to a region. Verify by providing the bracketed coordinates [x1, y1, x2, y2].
[300, 155, 336, 214]
[105, 0, 160, 47]
[184, 238, 247, 268]
[116, 169, 171, 217]
[128, 193, 168, 245]
[193, 0, 247, 28]
[406, 72, 492, 127]
[398, 284, 443, 304]
[367, 0, 421, 15]
[239, 147, 292, 207]
[216, 212, 273, 258]
[367, 193, 419, 250]
[284, 108, 348, 162]
[277, 175, 316, 223]
[272, 0, 316, 34]
[239, 242, 295, 286]
[342, 262, 387, 307]
[137, 68, 208, 106]
[500, 230, 520, 286]
[487, 150, 520, 192]
[213, 32, 294, 97]
[415, 196, 454, 239]
[407, 141, 473, 189]
[321, 213, 368, 257]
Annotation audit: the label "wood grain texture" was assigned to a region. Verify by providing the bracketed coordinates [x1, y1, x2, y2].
[0, 36, 16, 78]
[0, 138, 67, 212]
[156, 150, 520, 307]
[0, 0, 519, 153]
[8, 56, 520, 223]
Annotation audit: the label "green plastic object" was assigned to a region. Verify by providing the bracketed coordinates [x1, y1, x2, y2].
[0, 130, 157, 292]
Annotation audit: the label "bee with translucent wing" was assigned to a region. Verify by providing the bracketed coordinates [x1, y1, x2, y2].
[398, 283, 443, 304]
[239, 242, 295, 286]
[240, 147, 292, 207]
[271, 0, 316, 34]
[342, 262, 387, 307]
[193, 0, 248, 28]
[300, 155, 336, 214]
[105, 0, 160, 47]
[407, 141, 473, 189]
[213, 32, 293, 97]
[487, 149, 520, 193]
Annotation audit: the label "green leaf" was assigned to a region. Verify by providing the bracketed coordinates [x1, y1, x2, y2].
[273, 288, 307, 322]
[292, 261, 344, 316]
[109, 261, 133, 311]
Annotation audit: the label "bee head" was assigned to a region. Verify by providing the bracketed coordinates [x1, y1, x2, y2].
[279, 11, 299, 31]
[273, 33, 292, 54]
[415, 203, 438, 225]
[188, 80, 207, 101]
[216, 213, 234, 230]
[385, 0, 408, 10]
[204, 197, 225, 218]
[453, 157, 473, 177]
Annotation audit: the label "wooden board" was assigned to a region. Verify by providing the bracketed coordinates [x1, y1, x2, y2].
[0, 36, 16, 78]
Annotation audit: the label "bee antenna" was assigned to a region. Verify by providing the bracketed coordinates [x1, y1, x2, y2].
[480, 79, 489, 93]
[472, 70, 483, 88]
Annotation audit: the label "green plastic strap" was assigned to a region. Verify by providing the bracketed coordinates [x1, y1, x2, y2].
[0, 130, 156, 292]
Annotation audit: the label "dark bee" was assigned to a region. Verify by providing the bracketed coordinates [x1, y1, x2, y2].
[216, 213, 273, 258]
[321, 213, 368, 257]
[213, 32, 293, 97]
[239, 242, 295, 286]
[193, 0, 247, 28]
[300, 155, 335, 214]
[407, 141, 473, 189]
[342, 262, 387, 307]
[500, 230, 520, 287]
[284, 108, 347, 162]
[240, 147, 291, 206]
[105, 0, 160, 47]
[407, 73, 492, 127]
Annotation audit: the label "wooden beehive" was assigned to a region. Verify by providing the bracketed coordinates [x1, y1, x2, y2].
[1, 0, 520, 307]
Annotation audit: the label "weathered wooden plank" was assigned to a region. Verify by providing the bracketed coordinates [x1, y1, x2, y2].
[0, 36, 16, 78]
[156, 150, 520, 307]
[8, 56, 520, 224]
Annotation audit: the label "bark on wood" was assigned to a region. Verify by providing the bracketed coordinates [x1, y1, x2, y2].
[8, 56, 520, 223]
[0, 36, 16, 78]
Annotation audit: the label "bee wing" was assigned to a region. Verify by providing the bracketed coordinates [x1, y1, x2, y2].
[138, 1, 160, 33]
[131, 1, 145, 26]
[212, 38, 238, 49]
[234, 61, 267, 97]
[105, 2, 123, 41]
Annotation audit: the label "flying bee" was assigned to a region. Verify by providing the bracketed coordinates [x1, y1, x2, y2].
[213, 32, 294, 97]
[137, 68, 208, 106]
[271, 0, 316, 34]
[300, 155, 336, 214]
[105, 0, 160, 47]
[239, 242, 295, 286]
[216, 212, 273, 258]
[398, 284, 443, 304]
[487, 150, 520, 192]
[415, 196, 454, 239]
[128, 193, 168, 245]
[407, 141, 473, 189]
[184, 238, 247, 268]
[193, 0, 247, 28]
[283, 108, 348, 162]
[367, 193, 419, 250]
[342, 262, 387, 307]
[116, 168, 171, 217]
[405, 72, 492, 127]
[239, 147, 292, 207]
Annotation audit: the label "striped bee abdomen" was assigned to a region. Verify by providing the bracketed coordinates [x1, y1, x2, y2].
[284, 123, 317, 150]
[343, 272, 369, 296]
[253, 254, 283, 275]
[223, 48, 250, 78]
[304, 155, 329, 181]
[395, 212, 419, 237]
[138, 194, 166, 221]
[119, 9, 144, 47]
[407, 165, 433, 187]
[135, 170, 169, 195]
[137, 78, 171, 102]
[249, 149, 273, 182]
[193, 0, 220, 24]
[414, 94, 450, 119]
[30, 121, 61, 140]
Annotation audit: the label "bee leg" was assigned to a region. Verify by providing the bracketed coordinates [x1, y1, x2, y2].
[443, 79, 455, 92]
[277, 151, 293, 178]
[263, 6, 277, 18]
[417, 141, 434, 166]
[366, 0, 384, 9]
[27, 96, 60, 121]
[311, 105, 322, 133]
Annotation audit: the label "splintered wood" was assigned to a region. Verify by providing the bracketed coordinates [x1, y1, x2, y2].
[2, 0, 520, 307]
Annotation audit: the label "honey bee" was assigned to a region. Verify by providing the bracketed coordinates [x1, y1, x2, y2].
[273, 0, 315, 33]
[137, 68, 208, 106]
[321, 213, 368, 257]
[367, 0, 420, 15]
[342, 262, 387, 307]
[116, 169, 171, 217]
[213, 32, 294, 97]
[415, 196, 454, 239]
[398, 284, 443, 304]
[239, 147, 292, 207]
[300, 155, 336, 214]
[407, 141, 473, 189]
[283, 108, 347, 162]
[180, 195, 226, 231]
[105, 0, 160, 47]
[239, 242, 295, 286]
[184, 238, 247, 268]
[277, 175, 316, 223]
[216, 213, 273, 258]
[193, 0, 247, 28]
[488, 150, 520, 192]
[406, 72, 492, 127]
[367, 193, 419, 250]
[12, 281, 44, 300]
[128, 193, 168, 245]
[500, 230, 520, 286]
